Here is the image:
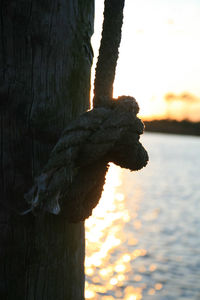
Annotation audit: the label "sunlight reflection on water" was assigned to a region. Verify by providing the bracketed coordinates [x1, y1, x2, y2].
[85, 133, 200, 300]
[85, 164, 153, 300]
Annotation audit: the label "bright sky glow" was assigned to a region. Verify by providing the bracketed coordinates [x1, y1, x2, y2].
[91, 0, 200, 121]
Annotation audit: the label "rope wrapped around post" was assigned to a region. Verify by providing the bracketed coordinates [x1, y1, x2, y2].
[24, 0, 149, 222]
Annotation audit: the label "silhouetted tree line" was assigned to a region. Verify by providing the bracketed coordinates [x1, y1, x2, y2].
[144, 119, 200, 136]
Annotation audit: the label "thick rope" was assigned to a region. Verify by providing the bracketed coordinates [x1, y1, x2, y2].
[93, 0, 125, 107]
[25, 97, 148, 221]
[23, 0, 149, 222]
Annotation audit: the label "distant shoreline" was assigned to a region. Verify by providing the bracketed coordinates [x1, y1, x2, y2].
[144, 119, 200, 137]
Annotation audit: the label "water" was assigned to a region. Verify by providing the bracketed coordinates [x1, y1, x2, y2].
[85, 132, 200, 300]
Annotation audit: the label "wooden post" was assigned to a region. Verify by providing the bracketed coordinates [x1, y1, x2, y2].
[0, 0, 94, 299]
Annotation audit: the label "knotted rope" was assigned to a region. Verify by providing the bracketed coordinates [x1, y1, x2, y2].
[24, 0, 149, 222]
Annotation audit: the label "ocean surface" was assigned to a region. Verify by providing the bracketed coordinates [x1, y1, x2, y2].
[85, 132, 200, 300]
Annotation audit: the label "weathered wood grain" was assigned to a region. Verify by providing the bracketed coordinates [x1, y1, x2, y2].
[0, 0, 94, 299]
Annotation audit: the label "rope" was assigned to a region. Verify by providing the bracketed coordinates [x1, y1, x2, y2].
[93, 0, 125, 107]
[23, 0, 149, 222]
[25, 99, 148, 221]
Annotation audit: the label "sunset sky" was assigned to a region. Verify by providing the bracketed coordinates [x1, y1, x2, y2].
[91, 0, 200, 121]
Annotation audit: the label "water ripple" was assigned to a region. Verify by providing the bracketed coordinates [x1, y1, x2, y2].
[85, 133, 200, 299]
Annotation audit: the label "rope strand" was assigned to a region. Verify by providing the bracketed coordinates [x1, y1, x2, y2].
[93, 0, 125, 107]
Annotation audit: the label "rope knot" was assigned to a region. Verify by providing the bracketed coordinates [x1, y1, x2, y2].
[25, 96, 148, 222]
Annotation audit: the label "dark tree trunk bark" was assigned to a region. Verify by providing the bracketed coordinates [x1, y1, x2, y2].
[0, 0, 94, 299]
